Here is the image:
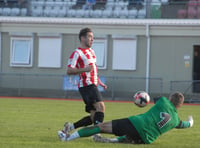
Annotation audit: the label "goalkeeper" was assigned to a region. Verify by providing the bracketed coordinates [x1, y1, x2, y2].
[58, 92, 194, 144]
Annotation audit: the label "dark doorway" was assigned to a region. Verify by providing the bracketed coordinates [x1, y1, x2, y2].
[193, 45, 200, 93]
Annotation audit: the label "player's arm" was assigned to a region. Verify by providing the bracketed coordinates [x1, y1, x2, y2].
[67, 51, 93, 75]
[176, 116, 194, 129]
[98, 78, 107, 89]
[67, 65, 93, 75]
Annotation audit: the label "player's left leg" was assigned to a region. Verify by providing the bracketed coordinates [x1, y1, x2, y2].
[61, 109, 94, 134]
[61, 85, 98, 134]
[58, 121, 112, 141]
[62, 115, 93, 133]
[61, 109, 98, 133]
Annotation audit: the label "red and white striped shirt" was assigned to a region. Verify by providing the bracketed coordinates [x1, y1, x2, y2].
[67, 47, 99, 88]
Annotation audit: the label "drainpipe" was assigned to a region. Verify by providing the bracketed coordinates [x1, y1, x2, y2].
[0, 32, 1, 72]
[145, 24, 150, 93]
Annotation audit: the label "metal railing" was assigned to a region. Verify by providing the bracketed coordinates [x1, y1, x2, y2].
[0, 73, 163, 101]
[170, 80, 200, 103]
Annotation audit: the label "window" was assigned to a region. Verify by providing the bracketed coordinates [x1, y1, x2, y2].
[92, 38, 107, 69]
[112, 36, 137, 70]
[38, 36, 62, 68]
[10, 37, 33, 67]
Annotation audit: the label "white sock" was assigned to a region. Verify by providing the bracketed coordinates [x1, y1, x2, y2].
[66, 131, 80, 141]
[110, 138, 119, 143]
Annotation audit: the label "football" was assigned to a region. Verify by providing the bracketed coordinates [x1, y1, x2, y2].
[134, 91, 150, 107]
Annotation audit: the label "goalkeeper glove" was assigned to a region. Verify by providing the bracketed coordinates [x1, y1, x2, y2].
[187, 116, 194, 127]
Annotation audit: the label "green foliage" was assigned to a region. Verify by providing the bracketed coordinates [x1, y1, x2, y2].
[0, 98, 199, 148]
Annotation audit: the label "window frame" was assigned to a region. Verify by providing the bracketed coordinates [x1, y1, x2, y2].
[112, 35, 137, 70]
[38, 35, 62, 68]
[10, 37, 33, 67]
[92, 37, 107, 69]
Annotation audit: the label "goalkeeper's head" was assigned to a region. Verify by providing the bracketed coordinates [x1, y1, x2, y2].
[169, 92, 184, 109]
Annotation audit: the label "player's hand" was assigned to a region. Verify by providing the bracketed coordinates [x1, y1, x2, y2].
[187, 116, 193, 127]
[102, 84, 107, 90]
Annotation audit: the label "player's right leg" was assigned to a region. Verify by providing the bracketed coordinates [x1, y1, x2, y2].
[93, 101, 105, 125]
[93, 119, 133, 143]
[93, 135, 128, 143]
[80, 84, 105, 125]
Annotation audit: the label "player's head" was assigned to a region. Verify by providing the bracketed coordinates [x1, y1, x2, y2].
[169, 91, 184, 109]
[79, 28, 93, 48]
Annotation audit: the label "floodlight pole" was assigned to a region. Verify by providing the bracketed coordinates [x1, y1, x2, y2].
[145, 24, 150, 93]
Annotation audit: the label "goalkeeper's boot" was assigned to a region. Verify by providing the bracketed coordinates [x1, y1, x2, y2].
[58, 130, 69, 141]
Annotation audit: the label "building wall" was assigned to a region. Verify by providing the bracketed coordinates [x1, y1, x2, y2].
[150, 36, 200, 92]
[1, 18, 200, 97]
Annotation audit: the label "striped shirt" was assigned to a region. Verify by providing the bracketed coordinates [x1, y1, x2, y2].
[67, 47, 99, 88]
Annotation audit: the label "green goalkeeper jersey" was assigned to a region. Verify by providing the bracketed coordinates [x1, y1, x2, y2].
[128, 97, 180, 144]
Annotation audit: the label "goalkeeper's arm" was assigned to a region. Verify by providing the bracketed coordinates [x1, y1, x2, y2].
[176, 116, 194, 128]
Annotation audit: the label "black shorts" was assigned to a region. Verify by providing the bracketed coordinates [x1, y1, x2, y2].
[112, 118, 144, 144]
[79, 84, 103, 113]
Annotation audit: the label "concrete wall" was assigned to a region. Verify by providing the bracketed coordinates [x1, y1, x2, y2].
[150, 36, 200, 92]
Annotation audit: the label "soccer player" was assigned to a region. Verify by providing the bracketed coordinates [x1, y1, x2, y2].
[58, 92, 194, 144]
[59, 28, 107, 135]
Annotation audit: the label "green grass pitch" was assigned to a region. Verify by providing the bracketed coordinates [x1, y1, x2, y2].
[0, 97, 200, 148]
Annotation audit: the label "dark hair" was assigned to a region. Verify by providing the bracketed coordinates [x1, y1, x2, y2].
[79, 28, 92, 41]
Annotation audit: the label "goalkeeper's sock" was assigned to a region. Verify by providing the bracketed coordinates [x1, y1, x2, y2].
[108, 136, 130, 143]
[66, 126, 100, 141]
[94, 112, 104, 125]
[74, 116, 93, 129]
[78, 126, 101, 137]
[66, 131, 80, 141]
[116, 136, 127, 142]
